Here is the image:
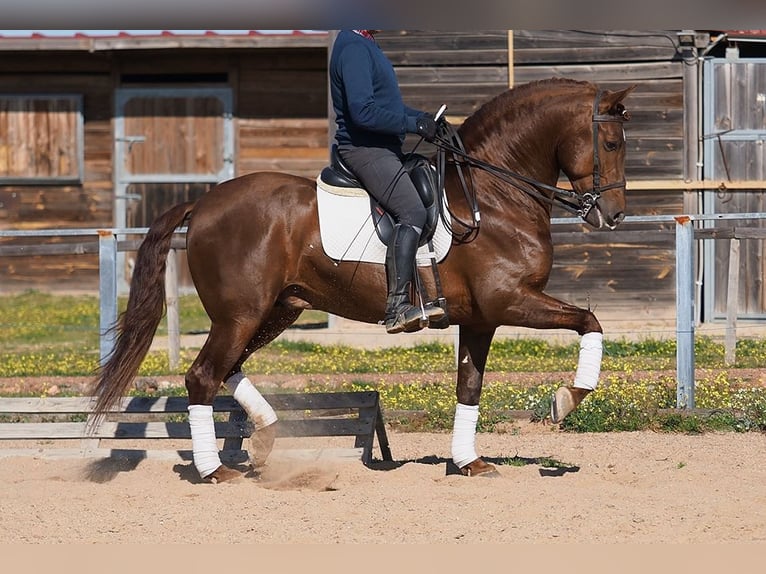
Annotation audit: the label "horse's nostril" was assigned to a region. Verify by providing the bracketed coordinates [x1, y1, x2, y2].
[614, 212, 625, 225]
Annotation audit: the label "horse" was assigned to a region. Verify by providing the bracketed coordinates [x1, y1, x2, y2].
[92, 77, 635, 482]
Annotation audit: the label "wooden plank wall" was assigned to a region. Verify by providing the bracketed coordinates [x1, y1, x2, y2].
[237, 49, 328, 179]
[0, 47, 330, 290]
[513, 30, 685, 181]
[0, 53, 114, 228]
[0, 53, 113, 289]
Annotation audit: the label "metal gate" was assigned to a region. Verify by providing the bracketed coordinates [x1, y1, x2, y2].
[702, 58, 766, 320]
[114, 87, 234, 291]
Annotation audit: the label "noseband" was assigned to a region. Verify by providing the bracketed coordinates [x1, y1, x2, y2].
[430, 89, 631, 240]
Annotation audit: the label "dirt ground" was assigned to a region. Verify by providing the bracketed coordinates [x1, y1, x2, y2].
[2, 420, 766, 544]
[3, 313, 766, 548]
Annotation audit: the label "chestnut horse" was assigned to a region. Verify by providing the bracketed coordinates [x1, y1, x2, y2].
[93, 78, 635, 482]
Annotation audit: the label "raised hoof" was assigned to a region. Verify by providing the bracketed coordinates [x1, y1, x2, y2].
[550, 386, 591, 423]
[249, 421, 277, 468]
[205, 465, 243, 484]
[459, 458, 500, 478]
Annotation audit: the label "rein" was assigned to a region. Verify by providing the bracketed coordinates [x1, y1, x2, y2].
[431, 90, 630, 241]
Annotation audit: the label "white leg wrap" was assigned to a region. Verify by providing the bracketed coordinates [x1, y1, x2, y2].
[187, 404, 221, 478]
[225, 373, 278, 429]
[573, 332, 603, 391]
[451, 403, 479, 469]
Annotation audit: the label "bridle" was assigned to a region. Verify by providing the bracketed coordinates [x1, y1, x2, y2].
[588, 92, 631, 216]
[430, 90, 631, 243]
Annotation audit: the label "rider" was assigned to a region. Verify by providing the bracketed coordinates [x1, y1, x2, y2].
[329, 29, 444, 334]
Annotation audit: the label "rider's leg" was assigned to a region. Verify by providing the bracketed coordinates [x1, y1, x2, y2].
[338, 146, 440, 332]
[383, 223, 426, 333]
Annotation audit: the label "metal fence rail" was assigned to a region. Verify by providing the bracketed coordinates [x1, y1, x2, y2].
[3, 213, 766, 409]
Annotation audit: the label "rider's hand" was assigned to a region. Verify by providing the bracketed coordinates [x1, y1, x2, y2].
[416, 114, 438, 142]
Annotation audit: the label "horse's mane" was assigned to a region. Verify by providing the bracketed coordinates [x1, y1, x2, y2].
[459, 77, 596, 143]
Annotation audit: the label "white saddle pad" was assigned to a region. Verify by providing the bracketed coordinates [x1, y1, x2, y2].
[315, 176, 452, 266]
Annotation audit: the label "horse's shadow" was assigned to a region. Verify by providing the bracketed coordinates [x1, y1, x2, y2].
[368, 455, 581, 477]
[81, 453, 579, 484]
[82, 452, 248, 484]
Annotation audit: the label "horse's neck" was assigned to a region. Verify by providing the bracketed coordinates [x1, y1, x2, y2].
[455, 117, 561, 220]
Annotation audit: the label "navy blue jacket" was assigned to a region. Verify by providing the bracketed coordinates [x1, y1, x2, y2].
[330, 30, 425, 150]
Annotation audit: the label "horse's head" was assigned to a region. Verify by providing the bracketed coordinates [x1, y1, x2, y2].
[559, 85, 636, 229]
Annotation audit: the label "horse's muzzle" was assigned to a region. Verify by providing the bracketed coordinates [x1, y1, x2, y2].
[584, 203, 625, 230]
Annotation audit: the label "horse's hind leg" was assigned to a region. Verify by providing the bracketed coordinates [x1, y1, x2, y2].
[184, 318, 259, 482]
[185, 307, 302, 482]
[452, 326, 500, 477]
[223, 307, 303, 468]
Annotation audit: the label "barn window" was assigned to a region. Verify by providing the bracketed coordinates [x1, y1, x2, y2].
[0, 94, 83, 184]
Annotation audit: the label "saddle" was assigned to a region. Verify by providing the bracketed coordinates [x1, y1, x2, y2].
[319, 145, 440, 247]
[318, 145, 449, 330]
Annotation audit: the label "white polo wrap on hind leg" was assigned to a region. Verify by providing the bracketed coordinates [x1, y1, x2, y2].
[573, 332, 603, 391]
[451, 403, 479, 468]
[187, 404, 221, 478]
[225, 373, 278, 429]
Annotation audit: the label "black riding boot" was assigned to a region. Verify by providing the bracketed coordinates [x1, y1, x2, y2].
[384, 224, 427, 334]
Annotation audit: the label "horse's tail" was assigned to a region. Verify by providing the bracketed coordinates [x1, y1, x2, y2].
[91, 200, 197, 417]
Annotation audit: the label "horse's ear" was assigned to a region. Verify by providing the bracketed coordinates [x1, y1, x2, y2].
[599, 84, 637, 119]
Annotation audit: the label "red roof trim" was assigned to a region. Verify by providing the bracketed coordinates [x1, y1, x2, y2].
[0, 30, 326, 41]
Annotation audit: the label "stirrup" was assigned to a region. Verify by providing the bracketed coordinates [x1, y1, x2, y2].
[423, 301, 445, 322]
[385, 304, 427, 334]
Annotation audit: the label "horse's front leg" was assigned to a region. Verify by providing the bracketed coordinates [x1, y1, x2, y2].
[505, 290, 604, 423]
[550, 332, 602, 424]
[453, 325, 500, 477]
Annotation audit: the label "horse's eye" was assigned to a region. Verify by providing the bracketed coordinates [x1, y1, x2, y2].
[604, 140, 618, 152]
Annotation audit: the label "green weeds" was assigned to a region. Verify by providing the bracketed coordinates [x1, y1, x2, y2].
[2, 291, 766, 433]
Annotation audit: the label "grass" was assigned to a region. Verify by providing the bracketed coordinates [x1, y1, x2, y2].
[2, 290, 766, 433]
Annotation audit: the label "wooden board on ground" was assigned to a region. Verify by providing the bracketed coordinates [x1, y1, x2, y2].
[0, 391, 392, 465]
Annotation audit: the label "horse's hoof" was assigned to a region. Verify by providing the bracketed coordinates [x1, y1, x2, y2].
[550, 386, 591, 423]
[459, 458, 500, 477]
[249, 421, 277, 468]
[205, 465, 243, 484]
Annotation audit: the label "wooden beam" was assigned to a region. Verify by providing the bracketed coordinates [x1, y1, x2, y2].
[508, 30, 514, 88]
[553, 179, 766, 191]
[627, 180, 766, 191]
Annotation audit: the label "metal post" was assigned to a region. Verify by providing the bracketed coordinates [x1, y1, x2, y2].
[98, 230, 118, 366]
[724, 238, 740, 365]
[165, 248, 180, 370]
[675, 216, 695, 409]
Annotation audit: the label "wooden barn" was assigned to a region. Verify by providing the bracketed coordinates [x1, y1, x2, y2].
[0, 30, 329, 290]
[0, 29, 764, 326]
